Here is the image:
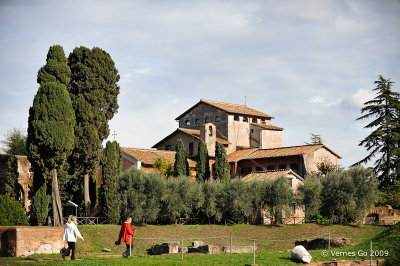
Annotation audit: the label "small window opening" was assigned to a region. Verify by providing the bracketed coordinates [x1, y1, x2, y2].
[243, 117, 248, 122]
[234, 115, 239, 121]
[185, 120, 191, 126]
[252, 118, 257, 123]
[189, 142, 194, 156]
[267, 165, 275, 170]
[260, 119, 266, 124]
[215, 116, 221, 122]
[205, 117, 211, 123]
[209, 125, 213, 136]
[195, 119, 201, 124]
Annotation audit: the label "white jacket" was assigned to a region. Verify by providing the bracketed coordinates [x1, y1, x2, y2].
[63, 222, 84, 242]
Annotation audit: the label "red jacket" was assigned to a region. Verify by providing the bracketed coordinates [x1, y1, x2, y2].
[118, 221, 136, 245]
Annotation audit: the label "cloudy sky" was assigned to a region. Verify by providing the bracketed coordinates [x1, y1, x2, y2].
[1, 0, 399, 167]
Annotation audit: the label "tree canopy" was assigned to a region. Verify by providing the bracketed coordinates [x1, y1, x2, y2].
[196, 139, 210, 181]
[354, 76, 400, 187]
[0, 128, 27, 155]
[173, 139, 189, 176]
[214, 142, 230, 182]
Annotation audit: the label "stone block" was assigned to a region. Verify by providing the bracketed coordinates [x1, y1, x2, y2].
[291, 245, 312, 263]
[151, 241, 180, 255]
[192, 241, 203, 248]
[223, 246, 257, 254]
[198, 245, 220, 254]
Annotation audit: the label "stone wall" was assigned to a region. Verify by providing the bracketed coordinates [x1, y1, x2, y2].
[0, 226, 64, 257]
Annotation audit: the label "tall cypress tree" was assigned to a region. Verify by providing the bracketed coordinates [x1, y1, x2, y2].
[101, 141, 122, 223]
[27, 45, 75, 226]
[214, 142, 230, 182]
[354, 76, 400, 187]
[196, 139, 210, 181]
[174, 139, 189, 176]
[68, 46, 120, 215]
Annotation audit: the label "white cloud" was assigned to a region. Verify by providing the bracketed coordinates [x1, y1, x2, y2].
[134, 68, 150, 74]
[341, 88, 376, 109]
[309, 96, 325, 104]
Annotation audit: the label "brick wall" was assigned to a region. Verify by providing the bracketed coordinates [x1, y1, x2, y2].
[0, 226, 64, 257]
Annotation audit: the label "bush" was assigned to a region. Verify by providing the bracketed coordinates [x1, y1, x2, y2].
[298, 175, 322, 221]
[0, 193, 29, 226]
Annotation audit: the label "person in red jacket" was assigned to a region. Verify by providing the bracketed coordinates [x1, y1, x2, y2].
[118, 217, 136, 257]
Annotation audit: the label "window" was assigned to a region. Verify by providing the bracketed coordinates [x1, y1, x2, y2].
[189, 142, 194, 156]
[260, 119, 266, 124]
[256, 167, 263, 172]
[209, 125, 213, 136]
[252, 118, 257, 123]
[195, 119, 201, 124]
[251, 129, 254, 133]
[290, 163, 299, 171]
[278, 164, 286, 170]
[205, 117, 211, 123]
[185, 120, 191, 126]
[215, 116, 221, 122]
[234, 115, 240, 121]
[243, 117, 248, 122]
[267, 165, 274, 170]
[240, 167, 252, 175]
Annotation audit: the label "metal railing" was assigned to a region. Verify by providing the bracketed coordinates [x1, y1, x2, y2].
[62, 217, 110, 225]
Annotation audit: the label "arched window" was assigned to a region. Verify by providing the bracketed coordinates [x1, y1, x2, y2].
[215, 116, 221, 122]
[243, 117, 248, 122]
[195, 119, 201, 124]
[252, 118, 257, 123]
[260, 119, 266, 124]
[205, 117, 211, 123]
[185, 120, 191, 126]
[209, 125, 213, 136]
[234, 115, 239, 121]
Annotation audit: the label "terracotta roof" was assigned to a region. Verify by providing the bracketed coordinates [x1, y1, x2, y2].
[121, 147, 196, 168]
[241, 169, 303, 182]
[227, 148, 258, 162]
[175, 99, 273, 120]
[178, 128, 230, 145]
[251, 123, 283, 131]
[227, 144, 341, 162]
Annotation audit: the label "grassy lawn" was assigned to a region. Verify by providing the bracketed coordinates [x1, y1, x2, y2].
[0, 223, 397, 265]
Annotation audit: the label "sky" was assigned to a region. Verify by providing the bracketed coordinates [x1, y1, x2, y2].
[0, 0, 399, 168]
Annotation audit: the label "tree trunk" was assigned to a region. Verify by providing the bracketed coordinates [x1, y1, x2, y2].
[84, 173, 91, 216]
[51, 169, 63, 226]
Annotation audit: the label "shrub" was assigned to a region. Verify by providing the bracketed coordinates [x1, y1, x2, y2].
[297, 175, 322, 221]
[0, 194, 29, 226]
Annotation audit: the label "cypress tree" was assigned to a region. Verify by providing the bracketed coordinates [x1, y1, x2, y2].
[68, 46, 120, 215]
[214, 142, 230, 182]
[27, 45, 75, 226]
[101, 141, 122, 223]
[196, 139, 210, 181]
[173, 139, 189, 176]
[354, 76, 400, 187]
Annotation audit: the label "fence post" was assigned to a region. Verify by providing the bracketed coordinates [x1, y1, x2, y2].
[181, 238, 184, 261]
[328, 232, 331, 249]
[253, 240, 256, 265]
[230, 236, 233, 254]
[370, 240, 372, 266]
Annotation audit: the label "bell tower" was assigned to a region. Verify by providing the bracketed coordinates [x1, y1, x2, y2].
[200, 123, 216, 157]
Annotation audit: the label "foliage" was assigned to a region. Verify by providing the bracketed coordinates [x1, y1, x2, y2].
[320, 166, 378, 223]
[0, 128, 27, 155]
[305, 133, 323, 145]
[315, 213, 331, 225]
[68, 46, 120, 214]
[262, 177, 294, 225]
[315, 157, 339, 176]
[0, 155, 18, 198]
[196, 139, 210, 181]
[0, 193, 29, 226]
[223, 180, 254, 223]
[154, 158, 174, 177]
[201, 180, 224, 223]
[214, 142, 230, 182]
[376, 180, 400, 209]
[27, 45, 75, 226]
[354, 75, 400, 188]
[173, 139, 189, 176]
[31, 183, 51, 225]
[297, 175, 322, 221]
[101, 141, 122, 223]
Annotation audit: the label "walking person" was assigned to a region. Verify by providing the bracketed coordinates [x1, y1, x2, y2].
[62, 215, 84, 260]
[117, 217, 137, 257]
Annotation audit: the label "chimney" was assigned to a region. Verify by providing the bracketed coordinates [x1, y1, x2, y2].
[200, 123, 216, 157]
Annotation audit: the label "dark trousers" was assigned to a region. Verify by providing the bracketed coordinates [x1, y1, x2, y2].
[67, 242, 76, 260]
[123, 244, 134, 257]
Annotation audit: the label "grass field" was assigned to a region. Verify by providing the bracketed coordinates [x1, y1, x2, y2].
[0, 223, 398, 265]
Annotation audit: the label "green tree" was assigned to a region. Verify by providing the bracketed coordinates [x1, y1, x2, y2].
[27, 45, 75, 226]
[354, 76, 400, 188]
[377, 180, 400, 209]
[68, 46, 120, 215]
[262, 177, 294, 225]
[201, 180, 224, 223]
[297, 175, 322, 221]
[320, 166, 378, 223]
[196, 139, 210, 181]
[173, 139, 189, 176]
[1, 128, 27, 155]
[0, 155, 18, 198]
[214, 142, 230, 182]
[305, 133, 323, 145]
[101, 141, 122, 223]
[31, 184, 51, 225]
[0, 194, 29, 226]
[223, 180, 253, 223]
[154, 158, 174, 177]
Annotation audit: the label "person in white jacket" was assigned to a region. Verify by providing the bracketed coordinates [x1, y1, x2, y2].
[62, 215, 84, 260]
